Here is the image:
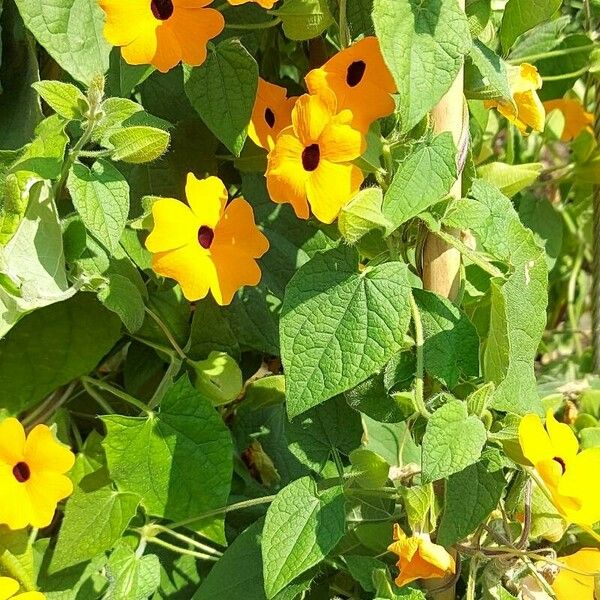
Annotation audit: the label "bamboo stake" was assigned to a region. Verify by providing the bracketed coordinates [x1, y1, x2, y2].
[592, 80, 600, 373]
[421, 0, 466, 301]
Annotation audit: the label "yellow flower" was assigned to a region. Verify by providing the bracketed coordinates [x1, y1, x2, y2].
[249, 78, 297, 151]
[519, 410, 600, 526]
[543, 98, 594, 141]
[0, 577, 45, 600]
[266, 90, 365, 224]
[387, 524, 455, 588]
[99, 0, 224, 73]
[552, 548, 600, 599]
[146, 174, 269, 305]
[0, 419, 74, 531]
[485, 63, 545, 134]
[227, 0, 277, 7]
[305, 37, 396, 133]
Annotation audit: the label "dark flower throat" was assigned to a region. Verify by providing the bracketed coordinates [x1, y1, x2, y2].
[151, 0, 174, 20]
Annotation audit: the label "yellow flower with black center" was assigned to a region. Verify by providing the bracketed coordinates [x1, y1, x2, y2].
[485, 63, 545, 134]
[249, 78, 297, 151]
[266, 89, 365, 224]
[519, 410, 600, 526]
[99, 0, 224, 73]
[388, 524, 456, 588]
[543, 98, 594, 141]
[552, 548, 600, 599]
[305, 36, 397, 133]
[0, 577, 45, 600]
[146, 174, 270, 305]
[0, 419, 74, 531]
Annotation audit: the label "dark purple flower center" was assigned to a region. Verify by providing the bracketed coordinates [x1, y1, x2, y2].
[553, 456, 566, 474]
[301, 144, 320, 172]
[264, 107, 276, 128]
[151, 0, 174, 20]
[346, 60, 367, 87]
[13, 462, 30, 483]
[198, 225, 215, 249]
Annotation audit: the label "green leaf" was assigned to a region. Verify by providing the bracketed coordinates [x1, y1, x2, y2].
[51, 487, 140, 572]
[281, 246, 412, 417]
[345, 555, 386, 592]
[102, 376, 233, 524]
[189, 351, 243, 406]
[0, 527, 36, 592]
[465, 40, 512, 102]
[421, 401, 487, 483]
[109, 126, 170, 164]
[382, 134, 457, 229]
[67, 159, 130, 253]
[32, 80, 88, 120]
[349, 449, 390, 489]
[262, 477, 345, 598]
[104, 544, 160, 600]
[0, 179, 76, 335]
[98, 273, 145, 333]
[14, 0, 111, 85]
[437, 454, 506, 546]
[274, 0, 334, 41]
[361, 416, 421, 468]
[373, 0, 471, 132]
[288, 395, 363, 472]
[184, 39, 258, 156]
[466, 0, 491, 36]
[188, 297, 240, 360]
[0, 293, 121, 414]
[414, 288, 479, 388]
[500, 0, 562, 53]
[338, 187, 392, 245]
[347, 0, 374, 38]
[464, 180, 548, 414]
[477, 162, 542, 197]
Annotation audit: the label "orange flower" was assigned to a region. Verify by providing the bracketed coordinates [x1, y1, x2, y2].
[543, 98, 594, 141]
[305, 37, 396, 133]
[552, 548, 600, 599]
[146, 174, 269, 305]
[99, 0, 224, 73]
[266, 90, 365, 224]
[388, 524, 455, 588]
[227, 0, 277, 8]
[0, 418, 75, 530]
[249, 78, 297, 151]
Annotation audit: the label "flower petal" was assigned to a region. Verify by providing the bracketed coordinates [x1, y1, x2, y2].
[0, 418, 26, 467]
[24, 425, 75, 475]
[319, 121, 365, 163]
[213, 198, 269, 258]
[145, 198, 199, 254]
[514, 90, 546, 133]
[545, 410, 579, 462]
[306, 160, 363, 224]
[292, 92, 337, 146]
[210, 248, 263, 306]
[552, 548, 600, 600]
[0, 464, 33, 530]
[558, 448, 600, 525]
[185, 174, 228, 228]
[151, 24, 183, 73]
[120, 26, 160, 67]
[152, 243, 217, 302]
[518, 413, 554, 467]
[0, 577, 20, 600]
[25, 470, 74, 528]
[266, 130, 311, 219]
[99, 0, 156, 47]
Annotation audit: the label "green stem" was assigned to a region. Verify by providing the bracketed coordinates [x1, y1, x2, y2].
[432, 229, 504, 278]
[81, 376, 151, 414]
[542, 66, 589, 81]
[466, 555, 480, 600]
[168, 495, 277, 530]
[409, 292, 430, 418]
[144, 307, 187, 360]
[145, 536, 219, 561]
[508, 44, 594, 64]
[148, 355, 183, 410]
[81, 380, 116, 415]
[225, 18, 281, 30]
[152, 525, 223, 556]
[339, 0, 349, 48]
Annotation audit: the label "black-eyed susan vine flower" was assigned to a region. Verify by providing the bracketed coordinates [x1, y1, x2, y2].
[0, 419, 74, 531]
[266, 89, 365, 224]
[543, 98, 594, 141]
[227, 0, 278, 8]
[551, 548, 600, 599]
[0, 577, 44, 600]
[305, 36, 396, 133]
[387, 524, 456, 588]
[485, 63, 545, 134]
[519, 410, 600, 526]
[249, 78, 297, 151]
[145, 174, 269, 305]
[99, 0, 224, 73]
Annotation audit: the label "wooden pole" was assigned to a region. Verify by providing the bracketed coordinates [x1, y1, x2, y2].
[592, 80, 600, 373]
[421, 2, 465, 301]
